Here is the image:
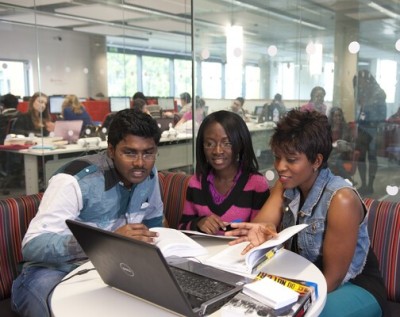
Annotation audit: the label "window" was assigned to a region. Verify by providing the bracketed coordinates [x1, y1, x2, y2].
[0, 60, 29, 97]
[107, 52, 137, 97]
[201, 62, 222, 98]
[142, 56, 170, 97]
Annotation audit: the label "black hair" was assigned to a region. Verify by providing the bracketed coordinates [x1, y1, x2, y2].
[1, 93, 18, 109]
[132, 98, 146, 112]
[270, 109, 332, 169]
[107, 108, 161, 148]
[195, 110, 259, 178]
[132, 92, 146, 102]
[180, 92, 191, 104]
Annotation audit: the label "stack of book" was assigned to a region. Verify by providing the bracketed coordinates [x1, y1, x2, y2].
[221, 273, 318, 317]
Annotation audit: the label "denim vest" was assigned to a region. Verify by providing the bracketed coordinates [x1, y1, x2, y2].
[281, 168, 370, 283]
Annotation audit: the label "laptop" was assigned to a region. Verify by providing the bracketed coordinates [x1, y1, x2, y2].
[53, 120, 83, 143]
[66, 219, 249, 317]
[156, 117, 175, 132]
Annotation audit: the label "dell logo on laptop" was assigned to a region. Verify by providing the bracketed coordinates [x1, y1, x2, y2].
[120, 263, 134, 277]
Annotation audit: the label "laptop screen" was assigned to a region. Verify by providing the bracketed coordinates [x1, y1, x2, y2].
[53, 120, 83, 143]
[109, 97, 130, 112]
[49, 96, 64, 114]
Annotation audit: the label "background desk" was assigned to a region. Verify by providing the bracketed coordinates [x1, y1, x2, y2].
[15, 134, 193, 195]
[51, 237, 327, 317]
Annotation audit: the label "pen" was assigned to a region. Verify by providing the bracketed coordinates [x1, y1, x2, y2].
[252, 245, 283, 273]
[223, 219, 242, 231]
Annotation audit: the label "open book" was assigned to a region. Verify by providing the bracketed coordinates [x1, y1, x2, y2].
[150, 227, 208, 258]
[205, 224, 308, 275]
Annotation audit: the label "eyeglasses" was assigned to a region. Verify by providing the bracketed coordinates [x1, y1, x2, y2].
[119, 151, 158, 162]
[203, 141, 232, 150]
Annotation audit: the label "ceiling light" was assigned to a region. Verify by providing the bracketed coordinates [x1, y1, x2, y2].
[368, 2, 400, 19]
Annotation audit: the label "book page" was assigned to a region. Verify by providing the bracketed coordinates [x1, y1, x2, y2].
[205, 224, 308, 274]
[180, 229, 237, 240]
[150, 227, 208, 258]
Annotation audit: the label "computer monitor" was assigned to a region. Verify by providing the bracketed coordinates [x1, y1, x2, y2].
[49, 96, 64, 114]
[254, 105, 264, 116]
[109, 96, 130, 112]
[157, 97, 175, 111]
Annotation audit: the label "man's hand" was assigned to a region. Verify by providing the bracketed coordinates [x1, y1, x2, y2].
[197, 215, 227, 234]
[115, 223, 158, 243]
[225, 222, 278, 254]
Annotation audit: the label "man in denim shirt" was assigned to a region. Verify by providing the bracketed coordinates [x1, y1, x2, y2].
[11, 109, 163, 317]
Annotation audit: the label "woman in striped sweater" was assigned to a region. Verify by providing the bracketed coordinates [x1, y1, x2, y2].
[178, 110, 270, 235]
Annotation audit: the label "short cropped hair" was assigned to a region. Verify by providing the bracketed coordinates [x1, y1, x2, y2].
[1, 93, 18, 109]
[132, 98, 146, 112]
[180, 92, 191, 104]
[107, 109, 161, 148]
[235, 97, 245, 106]
[195, 110, 259, 178]
[270, 109, 332, 169]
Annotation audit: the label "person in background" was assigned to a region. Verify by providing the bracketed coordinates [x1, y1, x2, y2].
[61, 94, 93, 131]
[230, 97, 247, 120]
[178, 110, 269, 234]
[179, 92, 192, 114]
[0, 93, 20, 175]
[12, 92, 54, 137]
[300, 86, 327, 115]
[11, 109, 163, 317]
[132, 98, 150, 116]
[174, 96, 205, 133]
[102, 98, 150, 132]
[132, 91, 147, 103]
[327, 107, 356, 182]
[0, 93, 19, 117]
[260, 93, 286, 123]
[354, 70, 387, 195]
[226, 109, 388, 317]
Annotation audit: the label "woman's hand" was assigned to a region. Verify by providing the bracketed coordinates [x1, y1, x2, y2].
[225, 222, 278, 254]
[197, 215, 226, 234]
[46, 121, 55, 132]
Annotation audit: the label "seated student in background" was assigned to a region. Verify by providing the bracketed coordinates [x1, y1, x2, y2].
[61, 94, 93, 130]
[174, 96, 206, 133]
[11, 109, 164, 317]
[12, 92, 54, 136]
[132, 98, 151, 116]
[327, 107, 356, 181]
[178, 110, 270, 235]
[226, 109, 388, 317]
[132, 91, 147, 103]
[178, 92, 192, 114]
[300, 86, 327, 115]
[230, 97, 247, 120]
[102, 98, 149, 132]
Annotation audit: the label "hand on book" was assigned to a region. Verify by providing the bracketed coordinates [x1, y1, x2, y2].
[197, 214, 228, 234]
[225, 222, 278, 254]
[115, 223, 159, 243]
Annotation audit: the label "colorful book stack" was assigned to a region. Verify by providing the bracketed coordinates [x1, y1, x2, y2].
[221, 273, 318, 317]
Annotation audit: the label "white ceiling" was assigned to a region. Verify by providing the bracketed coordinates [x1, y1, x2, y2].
[0, 0, 400, 64]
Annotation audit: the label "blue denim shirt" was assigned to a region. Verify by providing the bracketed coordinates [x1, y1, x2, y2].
[281, 168, 369, 283]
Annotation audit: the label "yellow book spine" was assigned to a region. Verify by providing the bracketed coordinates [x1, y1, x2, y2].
[254, 273, 311, 295]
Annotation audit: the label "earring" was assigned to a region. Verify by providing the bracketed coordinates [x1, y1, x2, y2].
[313, 167, 317, 172]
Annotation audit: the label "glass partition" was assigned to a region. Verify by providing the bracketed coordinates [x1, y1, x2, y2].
[0, 0, 399, 203]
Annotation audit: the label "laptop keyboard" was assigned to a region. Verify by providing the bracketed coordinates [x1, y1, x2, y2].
[169, 266, 235, 302]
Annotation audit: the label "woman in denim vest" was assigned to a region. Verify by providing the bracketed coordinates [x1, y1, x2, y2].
[227, 109, 388, 316]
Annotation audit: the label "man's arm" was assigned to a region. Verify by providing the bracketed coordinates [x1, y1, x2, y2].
[22, 174, 85, 264]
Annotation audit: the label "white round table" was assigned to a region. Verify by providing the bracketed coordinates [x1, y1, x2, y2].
[51, 236, 326, 317]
